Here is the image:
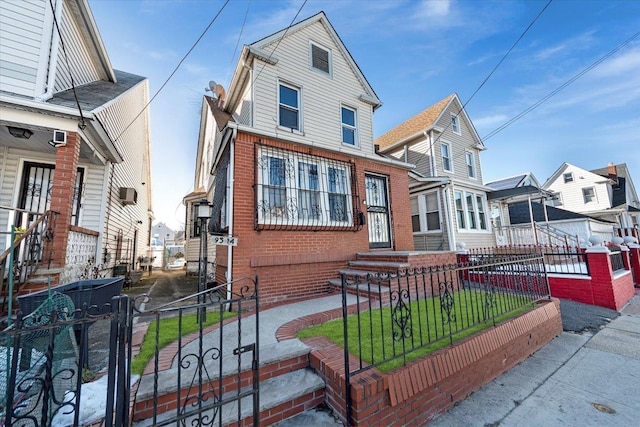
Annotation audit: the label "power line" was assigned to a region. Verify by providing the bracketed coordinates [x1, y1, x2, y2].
[482, 30, 640, 141]
[252, 0, 308, 83]
[113, 0, 231, 144]
[225, 0, 253, 86]
[408, 0, 553, 169]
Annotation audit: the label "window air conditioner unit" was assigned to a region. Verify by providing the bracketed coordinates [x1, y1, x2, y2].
[119, 187, 138, 205]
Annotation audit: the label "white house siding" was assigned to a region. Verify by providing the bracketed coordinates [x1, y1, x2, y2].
[53, 0, 104, 93]
[545, 165, 612, 214]
[78, 162, 107, 231]
[405, 138, 435, 177]
[0, 0, 49, 97]
[433, 104, 483, 184]
[93, 80, 151, 268]
[252, 21, 376, 154]
[234, 84, 252, 126]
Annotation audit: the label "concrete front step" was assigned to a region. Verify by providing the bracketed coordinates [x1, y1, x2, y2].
[133, 339, 315, 421]
[133, 369, 325, 427]
[348, 260, 409, 271]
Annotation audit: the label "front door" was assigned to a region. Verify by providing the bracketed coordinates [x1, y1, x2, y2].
[365, 174, 392, 249]
[17, 162, 84, 227]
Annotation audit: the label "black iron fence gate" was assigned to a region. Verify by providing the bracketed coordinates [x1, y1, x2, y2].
[1, 277, 260, 427]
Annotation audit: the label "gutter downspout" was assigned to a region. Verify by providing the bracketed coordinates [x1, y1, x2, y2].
[443, 183, 455, 251]
[226, 128, 237, 300]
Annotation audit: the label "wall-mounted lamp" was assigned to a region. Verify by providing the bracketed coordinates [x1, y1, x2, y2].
[7, 126, 33, 139]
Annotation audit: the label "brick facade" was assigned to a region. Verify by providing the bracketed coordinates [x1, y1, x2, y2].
[218, 131, 414, 306]
[548, 247, 635, 310]
[45, 131, 80, 270]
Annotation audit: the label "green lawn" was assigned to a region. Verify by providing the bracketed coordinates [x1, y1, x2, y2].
[131, 310, 234, 375]
[297, 289, 532, 372]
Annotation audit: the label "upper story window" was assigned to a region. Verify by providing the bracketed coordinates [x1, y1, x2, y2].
[582, 187, 596, 203]
[465, 151, 476, 179]
[310, 42, 331, 75]
[256, 146, 353, 230]
[441, 142, 453, 172]
[563, 172, 574, 183]
[454, 190, 488, 231]
[341, 106, 357, 146]
[279, 82, 301, 130]
[451, 114, 461, 135]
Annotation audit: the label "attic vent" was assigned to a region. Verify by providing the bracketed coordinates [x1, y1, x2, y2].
[310, 42, 331, 75]
[119, 187, 138, 205]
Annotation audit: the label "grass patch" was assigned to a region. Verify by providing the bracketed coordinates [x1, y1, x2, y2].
[297, 289, 533, 372]
[132, 310, 234, 375]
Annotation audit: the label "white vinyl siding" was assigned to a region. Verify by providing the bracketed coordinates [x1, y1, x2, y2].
[544, 165, 613, 214]
[93, 80, 152, 265]
[0, 0, 49, 96]
[251, 20, 375, 155]
[53, 0, 105, 93]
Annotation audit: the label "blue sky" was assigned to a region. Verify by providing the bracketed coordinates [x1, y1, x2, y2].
[89, 0, 640, 231]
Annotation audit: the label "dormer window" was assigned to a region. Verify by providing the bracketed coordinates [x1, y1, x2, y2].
[451, 114, 461, 135]
[310, 42, 331, 76]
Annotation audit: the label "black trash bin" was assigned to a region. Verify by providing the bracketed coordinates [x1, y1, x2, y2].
[17, 277, 124, 368]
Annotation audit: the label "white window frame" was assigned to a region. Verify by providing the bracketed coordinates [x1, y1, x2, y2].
[451, 114, 461, 135]
[465, 151, 476, 179]
[582, 187, 596, 204]
[340, 104, 358, 147]
[454, 189, 489, 232]
[416, 191, 441, 233]
[563, 172, 574, 183]
[257, 148, 352, 227]
[309, 41, 332, 76]
[278, 81, 302, 132]
[441, 142, 453, 173]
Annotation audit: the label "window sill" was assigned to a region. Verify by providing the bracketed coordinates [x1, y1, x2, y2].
[277, 126, 304, 136]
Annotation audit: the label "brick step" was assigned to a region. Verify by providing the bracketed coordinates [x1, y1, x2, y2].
[328, 278, 390, 299]
[348, 260, 409, 272]
[354, 251, 418, 263]
[133, 369, 325, 427]
[133, 340, 314, 421]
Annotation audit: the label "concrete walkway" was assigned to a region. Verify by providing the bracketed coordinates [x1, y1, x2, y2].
[430, 292, 640, 427]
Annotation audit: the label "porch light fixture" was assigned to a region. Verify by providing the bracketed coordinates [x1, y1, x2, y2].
[197, 199, 213, 322]
[7, 126, 33, 139]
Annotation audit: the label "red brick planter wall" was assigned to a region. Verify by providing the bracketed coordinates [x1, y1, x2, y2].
[304, 299, 562, 426]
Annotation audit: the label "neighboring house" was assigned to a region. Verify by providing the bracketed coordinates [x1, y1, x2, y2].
[542, 162, 640, 239]
[375, 93, 492, 251]
[151, 222, 176, 246]
[191, 12, 414, 305]
[506, 201, 615, 246]
[0, 0, 153, 296]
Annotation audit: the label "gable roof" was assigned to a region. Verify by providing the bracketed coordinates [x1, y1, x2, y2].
[541, 162, 612, 189]
[375, 93, 485, 153]
[508, 201, 613, 224]
[375, 94, 454, 151]
[486, 174, 528, 191]
[226, 11, 381, 113]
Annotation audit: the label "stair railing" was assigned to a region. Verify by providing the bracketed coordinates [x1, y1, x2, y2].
[0, 208, 57, 320]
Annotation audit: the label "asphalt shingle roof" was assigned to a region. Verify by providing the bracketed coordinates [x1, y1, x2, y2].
[375, 94, 454, 150]
[48, 70, 145, 112]
[485, 175, 527, 191]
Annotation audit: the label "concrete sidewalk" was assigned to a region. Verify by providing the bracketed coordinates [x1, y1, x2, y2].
[430, 293, 640, 427]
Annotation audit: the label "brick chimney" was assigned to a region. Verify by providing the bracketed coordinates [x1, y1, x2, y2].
[607, 162, 618, 185]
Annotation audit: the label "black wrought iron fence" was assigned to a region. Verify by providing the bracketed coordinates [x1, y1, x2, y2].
[340, 254, 549, 425]
[609, 250, 625, 272]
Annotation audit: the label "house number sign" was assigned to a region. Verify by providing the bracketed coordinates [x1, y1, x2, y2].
[213, 236, 238, 246]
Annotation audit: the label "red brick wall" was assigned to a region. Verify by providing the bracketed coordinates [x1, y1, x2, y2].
[46, 131, 80, 268]
[306, 299, 562, 426]
[548, 249, 635, 310]
[219, 132, 414, 306]
[629, 246, 640, 286]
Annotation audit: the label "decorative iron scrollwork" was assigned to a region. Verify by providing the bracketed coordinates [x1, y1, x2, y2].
[439, 280, 456, 325]
[391, 288, 412, 342]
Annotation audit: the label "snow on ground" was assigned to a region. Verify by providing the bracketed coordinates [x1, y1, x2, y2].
[50, 374, 139, 427]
